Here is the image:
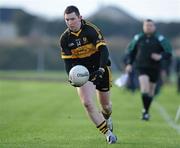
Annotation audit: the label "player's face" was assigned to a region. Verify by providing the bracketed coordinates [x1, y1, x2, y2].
[64, 12, 82, 32]
[143, 21, 156, 35]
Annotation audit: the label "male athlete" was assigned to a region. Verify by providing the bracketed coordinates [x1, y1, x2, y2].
[125, 19, 172, 120]
[59, 6, 117, 144]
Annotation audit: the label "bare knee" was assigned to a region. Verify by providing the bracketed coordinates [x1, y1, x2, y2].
[81, 98, 94, 112]
[140, 83, 150, 93]
[139, 75, 150, 93]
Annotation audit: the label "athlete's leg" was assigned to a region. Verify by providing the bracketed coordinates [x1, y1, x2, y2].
[77, 81, 104, 126]
[97, 90, 112, 119]
[149, 82, 156, 97]
[139, 75, 150, 94]
[97, 90, 113, 131]
[146, 82, 156, 112]
[139, 75, 151, 114]
[77, 81, 117, 143]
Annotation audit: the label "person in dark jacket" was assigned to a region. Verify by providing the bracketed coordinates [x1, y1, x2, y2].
[125, 19, 172, 120]
[175, 49, 180, 93]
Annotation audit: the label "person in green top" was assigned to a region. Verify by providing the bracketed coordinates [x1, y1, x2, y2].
[175, 49, 180, 93]
[125, 19, 172, 121]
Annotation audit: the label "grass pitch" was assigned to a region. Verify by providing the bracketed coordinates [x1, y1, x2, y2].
[0, 72, 180, 148]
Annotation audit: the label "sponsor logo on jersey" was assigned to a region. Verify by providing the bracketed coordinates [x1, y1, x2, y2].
[75, 39, 81, 47]
[68, 43, 75, 47]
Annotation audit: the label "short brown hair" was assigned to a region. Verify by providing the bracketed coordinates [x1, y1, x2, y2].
[64, 5, 80, 16]
[144, 19, 154, 23]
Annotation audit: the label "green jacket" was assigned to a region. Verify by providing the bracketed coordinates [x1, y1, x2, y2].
[126, 32, 172, 69]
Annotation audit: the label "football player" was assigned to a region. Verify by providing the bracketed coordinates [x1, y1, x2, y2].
[59, 5, 117, 144]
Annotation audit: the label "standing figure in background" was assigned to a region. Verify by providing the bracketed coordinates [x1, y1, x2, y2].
[175, 49, 180, 93]
[123, 54, 139, 92]
[154, 56, 172, 96]
[125, 19, 172, 121]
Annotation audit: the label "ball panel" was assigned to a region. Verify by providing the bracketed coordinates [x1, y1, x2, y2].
[69, 65, 89, 86]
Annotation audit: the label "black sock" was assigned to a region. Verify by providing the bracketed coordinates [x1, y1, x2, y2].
[146, 96, 153, 113]
[141, 93, 150, 113]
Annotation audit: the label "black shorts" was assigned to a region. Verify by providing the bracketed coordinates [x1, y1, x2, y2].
[90, 66, 112, 92]
[138, 68, 160, 83]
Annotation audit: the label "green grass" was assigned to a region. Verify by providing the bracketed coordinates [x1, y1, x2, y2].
[0, 70, 67, 81]
[155, 84, 180, 120]
[0, 77, 180, 148]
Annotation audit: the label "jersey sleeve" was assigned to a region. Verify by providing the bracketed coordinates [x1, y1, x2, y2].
[157, 35, 172, 54]
[59, 34, 73, 74]
[87, 25, 106, 49]
[125, 33, 141, 65]
[86, 23, 110, 68]
[156, 34, 173, 60]
[59, 34, 71, 59]
[126, 33, 141, 52]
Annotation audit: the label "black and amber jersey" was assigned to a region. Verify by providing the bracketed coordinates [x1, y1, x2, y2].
[59, 20, 110, 74]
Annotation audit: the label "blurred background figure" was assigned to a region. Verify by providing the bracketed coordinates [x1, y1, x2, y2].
[175, 49, 180, 94]
[154, 53, 172, 96]
[125, 19, 172, 121]
[123, 53, 139, 92]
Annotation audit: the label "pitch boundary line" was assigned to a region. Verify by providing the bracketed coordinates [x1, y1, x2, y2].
[154, 102, 180, 134]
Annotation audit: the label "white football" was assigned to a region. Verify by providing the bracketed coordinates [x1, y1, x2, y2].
[69, 65, 89, 87]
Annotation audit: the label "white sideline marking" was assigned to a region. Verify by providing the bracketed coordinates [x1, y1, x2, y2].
[175, 105, 180, 123]
[154, 102, 180, 134]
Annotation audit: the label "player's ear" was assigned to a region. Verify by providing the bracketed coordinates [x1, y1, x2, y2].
[79, 15, 82, 20]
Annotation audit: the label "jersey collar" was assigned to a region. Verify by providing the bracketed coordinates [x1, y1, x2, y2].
[70, 29, 82, 37]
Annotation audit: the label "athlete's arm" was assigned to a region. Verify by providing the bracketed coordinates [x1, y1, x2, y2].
[89, 45, 109, 81]
[125, 34, 141, 65]
[88, 24, 109, 70]
[60, 34, 74, 74]
[99, 45, 109, 68]
[87, 24, 109, 80]
[158, 35, 172, 60]
[124, 34, 140, 73]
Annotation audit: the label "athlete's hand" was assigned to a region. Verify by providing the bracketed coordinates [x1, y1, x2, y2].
[90, 68, 105, 82]
[125, 64, 132, 73]
[151, 53, 162, 61]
